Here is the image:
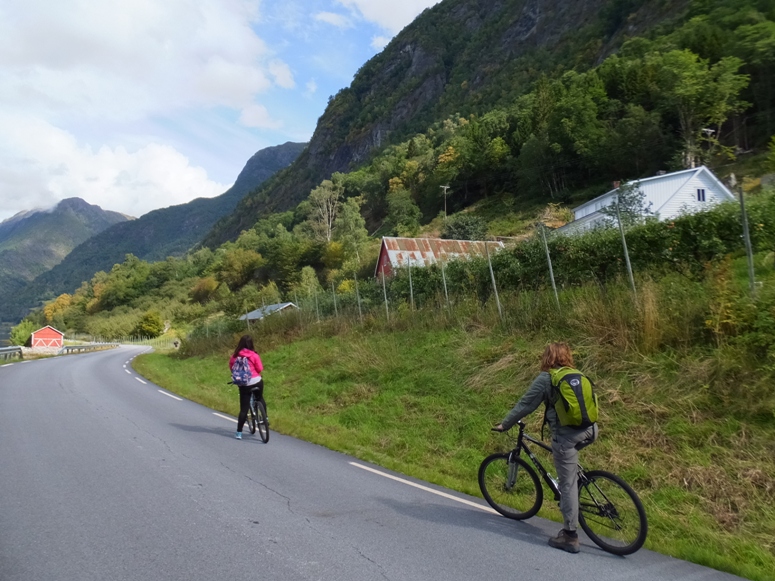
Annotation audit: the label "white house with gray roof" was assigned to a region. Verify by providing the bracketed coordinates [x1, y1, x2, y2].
[557, 166, 736, 234]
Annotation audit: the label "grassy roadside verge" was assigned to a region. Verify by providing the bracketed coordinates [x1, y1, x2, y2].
[134, 327, 774, 581]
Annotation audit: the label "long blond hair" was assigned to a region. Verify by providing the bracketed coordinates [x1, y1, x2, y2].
[540, 342, 574, 371]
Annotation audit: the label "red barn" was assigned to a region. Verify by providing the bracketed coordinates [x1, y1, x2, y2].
[375, 236, 505, 279]
[30, 326, 64, 348]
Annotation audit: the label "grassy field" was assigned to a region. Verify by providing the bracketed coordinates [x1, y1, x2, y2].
[135, 281, 775, 581]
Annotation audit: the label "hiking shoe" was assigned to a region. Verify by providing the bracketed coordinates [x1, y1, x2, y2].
[548, 529, 580, 553]
[235, 431, 242, 440]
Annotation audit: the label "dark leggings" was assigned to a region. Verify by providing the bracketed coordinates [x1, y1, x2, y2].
[237, 380, 266, 432]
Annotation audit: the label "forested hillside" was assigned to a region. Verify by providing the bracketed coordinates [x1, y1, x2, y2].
[205, 0, 704, 245]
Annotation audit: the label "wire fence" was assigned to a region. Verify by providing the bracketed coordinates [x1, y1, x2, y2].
[65, 333, 179, 350]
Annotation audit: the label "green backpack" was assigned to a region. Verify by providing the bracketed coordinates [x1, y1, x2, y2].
[549, 367, 599, 428]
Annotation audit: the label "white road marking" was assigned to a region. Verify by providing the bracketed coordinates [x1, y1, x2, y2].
[158, 390, 182, 401]
[20, 361, 31, 364]
[135, 377, 147, 385]
[1, 363, 13, 367]
[349, 462, 498, 514]
[123, 364, 126, 368]
[125, 369, 131, 374]
[213, 412, 238, 424]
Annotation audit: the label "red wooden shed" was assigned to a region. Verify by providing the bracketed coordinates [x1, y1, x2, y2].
[30, 326, 64, 348]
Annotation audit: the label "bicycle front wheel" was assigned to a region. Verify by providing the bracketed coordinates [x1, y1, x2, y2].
[478, 453, 542, 520]
[578, 470, 648, 555]
[254, 400, 269, 443]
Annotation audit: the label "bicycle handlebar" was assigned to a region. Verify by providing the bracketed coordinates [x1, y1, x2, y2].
[491, 420, 524, 433]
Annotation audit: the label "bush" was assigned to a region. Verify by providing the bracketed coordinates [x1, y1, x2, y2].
[441, 213, 488, 241]
[9, 320, 36, 346]
[134, 311, 165, 338]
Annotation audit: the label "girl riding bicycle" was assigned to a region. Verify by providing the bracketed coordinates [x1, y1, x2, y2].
[229, 334, 266, 440]
[494, 342, 597, 553]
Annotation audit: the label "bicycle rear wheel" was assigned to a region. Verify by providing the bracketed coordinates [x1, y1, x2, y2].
[254, 400, 269, 443]
[478, 453, 542, 519]
[247, 395, 257, 434]
[578, 470, 648, 555]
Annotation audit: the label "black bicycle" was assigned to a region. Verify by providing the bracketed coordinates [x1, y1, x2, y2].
[250, 391, 269, 443]
[227, 381, 269, 443]
[478, 420, 647, 555]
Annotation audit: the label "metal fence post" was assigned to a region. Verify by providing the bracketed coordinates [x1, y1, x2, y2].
[381, 271, 390, 322]
[615, 195, 637, 297]
[731, 174, 756, 294]
[485, 242, 503, 321]
[408, 264, 415, 311]
[331, 281, 339, 317]
[541, 224, 561, 310]
[441, 258, 450, 310]
[354, 273, 364, 324]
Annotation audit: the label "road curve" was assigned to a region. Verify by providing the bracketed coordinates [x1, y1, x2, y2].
[0, 346, 743, 581]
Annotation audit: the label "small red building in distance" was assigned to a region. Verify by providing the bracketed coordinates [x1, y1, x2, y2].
[375, 236, 506, 279]
[30, 326, 64, 348]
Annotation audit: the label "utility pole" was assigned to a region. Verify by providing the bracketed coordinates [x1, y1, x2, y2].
[440, 185, 450, 220]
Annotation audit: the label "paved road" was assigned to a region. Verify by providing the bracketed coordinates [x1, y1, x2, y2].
[0, 346, 744, 580]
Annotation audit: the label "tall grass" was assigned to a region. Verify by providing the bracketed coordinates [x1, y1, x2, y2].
[138, 253, 775, 580]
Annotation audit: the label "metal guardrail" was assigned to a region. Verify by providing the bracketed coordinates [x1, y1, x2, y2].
[59, 343, 119, 355]
[0, 346, 22, 361]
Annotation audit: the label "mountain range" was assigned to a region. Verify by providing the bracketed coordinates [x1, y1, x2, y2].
[0, 142, 305, 322]
[0, 198, 129, 304]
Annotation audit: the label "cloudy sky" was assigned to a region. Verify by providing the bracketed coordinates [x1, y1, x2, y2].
[0, 0, 441, 222]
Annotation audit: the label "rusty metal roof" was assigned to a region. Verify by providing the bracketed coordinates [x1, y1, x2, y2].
[379, 236, 505, 271]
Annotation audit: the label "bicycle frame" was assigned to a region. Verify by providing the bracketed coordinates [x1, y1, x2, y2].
[506, 421, 566, 501]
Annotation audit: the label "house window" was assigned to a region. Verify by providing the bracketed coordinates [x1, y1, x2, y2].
[697, 188, 706, 202]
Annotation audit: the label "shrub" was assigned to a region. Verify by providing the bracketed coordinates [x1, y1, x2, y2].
[441, 213, 488, 240]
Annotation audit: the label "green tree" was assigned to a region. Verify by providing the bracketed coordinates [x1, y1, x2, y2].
[214, 248, 265, 291]
[10, 320, 36, 346]
[306, 176, 344, 242]
[133, 311, 165, 338]
[648, 50, 749, 167]
[293, 266, 323, 298]
[333, 195, 369, 263]
[599, 181, 654, 226]
[386, 181, 422, 236]
[190, 276, 220, 304]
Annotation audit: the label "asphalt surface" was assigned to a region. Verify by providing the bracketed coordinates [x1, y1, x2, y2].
[0, 346, 746, 580]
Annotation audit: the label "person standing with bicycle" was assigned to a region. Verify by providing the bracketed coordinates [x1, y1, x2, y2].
[494, 342, 598, 554]
[229, 334, 266, 440]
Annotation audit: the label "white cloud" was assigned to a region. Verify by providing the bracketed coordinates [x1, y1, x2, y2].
[0, 0, 288, 120]
[313, 11, 353, 29]
[269, 60, 296, 89]
[305, 79, 318, 97]
[335, 0, 441, 34]
[0, 114, 230, 220]
[239, 104, 283, 129]
[371, 35, 391, 50]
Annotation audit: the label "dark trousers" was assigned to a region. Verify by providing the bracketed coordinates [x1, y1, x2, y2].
[237, 380, 265, 432]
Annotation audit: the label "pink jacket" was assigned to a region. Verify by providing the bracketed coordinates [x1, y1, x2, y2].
[229, 348, 263, 379]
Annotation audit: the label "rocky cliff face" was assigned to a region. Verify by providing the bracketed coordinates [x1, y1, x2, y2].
[206, 0, 687, 246]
